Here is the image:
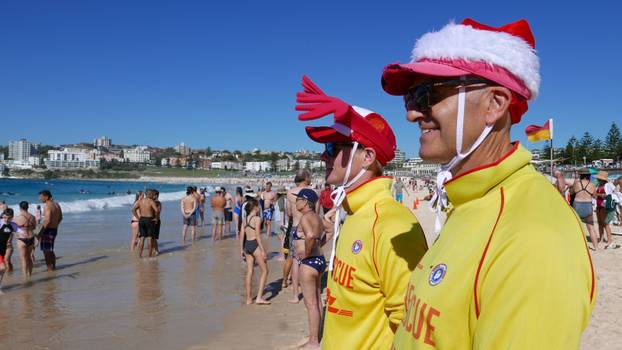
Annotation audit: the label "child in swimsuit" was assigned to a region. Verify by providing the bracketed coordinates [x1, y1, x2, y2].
[0, 208, 24, 286]
[239, 198, 270, 305]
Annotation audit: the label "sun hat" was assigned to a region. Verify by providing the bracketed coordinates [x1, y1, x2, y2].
[381, 18, 540, 124]
[295, 76, 397, 166]
[595, 171, 609, 182]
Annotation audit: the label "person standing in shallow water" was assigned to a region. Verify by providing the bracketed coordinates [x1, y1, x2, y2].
[180, 187, 197, 242]
[130, 191, 144, 253]
[13, 201, 36, 276]
[132, 189, 159, 258]
[0, 208, 24, 288]
[239, 198, 270, 305]
[211, 187, 226, 241]
[153, 190, 162, 255]
[39, 190, 62, 271]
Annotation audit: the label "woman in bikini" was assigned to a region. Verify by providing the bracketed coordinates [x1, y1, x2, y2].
[570, 170, 599, 250]
[130, 191, 144, 253]
[13, 201, 37, 276]
[295, 189, 325, 348]
[239, 198, 270, 305]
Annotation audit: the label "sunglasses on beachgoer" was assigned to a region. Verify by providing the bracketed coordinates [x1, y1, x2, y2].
[404, 77, 492, 112]
[324, 142, 353, 157]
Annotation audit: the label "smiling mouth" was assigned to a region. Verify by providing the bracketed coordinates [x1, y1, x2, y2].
[421, 128, 439, 134]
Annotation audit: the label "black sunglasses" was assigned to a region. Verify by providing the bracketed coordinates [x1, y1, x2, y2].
[404, 77, 491, 112]
[324, 142, 353, 157]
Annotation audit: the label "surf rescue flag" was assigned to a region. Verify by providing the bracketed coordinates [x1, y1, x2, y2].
[525, 119, 553, 142]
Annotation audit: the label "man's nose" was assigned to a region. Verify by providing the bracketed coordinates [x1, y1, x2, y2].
[406, 109, 425, 123]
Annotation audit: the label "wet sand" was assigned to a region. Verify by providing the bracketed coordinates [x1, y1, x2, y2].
[0, 194, 272, 350]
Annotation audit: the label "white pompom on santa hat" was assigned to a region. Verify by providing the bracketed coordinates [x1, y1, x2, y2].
[382, 18, 540, 124]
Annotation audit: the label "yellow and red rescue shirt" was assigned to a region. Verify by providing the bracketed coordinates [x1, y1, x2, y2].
[323, 177, 428, 350]
[393, 143, 595, 349]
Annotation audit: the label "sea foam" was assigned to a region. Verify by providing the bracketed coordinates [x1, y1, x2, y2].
[8, 190, 188, 215]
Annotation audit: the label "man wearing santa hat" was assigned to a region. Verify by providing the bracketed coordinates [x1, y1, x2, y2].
[295, 76, 428, 349]
[381, 19, 595, 349]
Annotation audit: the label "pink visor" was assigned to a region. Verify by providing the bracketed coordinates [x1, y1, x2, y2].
[382, 58, 531, 100]
[381, 58, 531, 123]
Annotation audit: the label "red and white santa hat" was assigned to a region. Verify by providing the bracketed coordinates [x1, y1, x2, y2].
[381, 18, 540, 123]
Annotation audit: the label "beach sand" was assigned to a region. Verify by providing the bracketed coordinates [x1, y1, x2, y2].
[0, 186, 619, 349]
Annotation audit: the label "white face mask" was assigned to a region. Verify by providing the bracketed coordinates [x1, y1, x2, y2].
[430, 79, 494, 233]
[327, 141, 366, 271]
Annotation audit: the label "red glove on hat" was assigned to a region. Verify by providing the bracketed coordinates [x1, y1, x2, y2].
[295, 76, 397, 166]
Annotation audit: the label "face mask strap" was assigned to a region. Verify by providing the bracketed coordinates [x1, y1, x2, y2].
[430, 79, 494, 233]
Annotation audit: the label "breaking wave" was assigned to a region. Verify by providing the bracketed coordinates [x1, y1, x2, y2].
[55, 190, 187, 214]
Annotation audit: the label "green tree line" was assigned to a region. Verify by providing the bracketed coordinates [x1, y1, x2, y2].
[544, 122, 622, 165]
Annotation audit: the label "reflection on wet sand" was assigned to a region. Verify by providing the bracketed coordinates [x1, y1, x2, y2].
[0, 272, 68, 348]
[133, 258, 165, 339]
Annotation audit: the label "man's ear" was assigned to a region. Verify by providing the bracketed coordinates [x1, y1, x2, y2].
[361, 147, 377, 168]
[484, 86, 513, 125]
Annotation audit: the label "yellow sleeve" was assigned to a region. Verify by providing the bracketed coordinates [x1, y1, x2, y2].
[374, 202, 428, 328]
[473, 229, 594, 350]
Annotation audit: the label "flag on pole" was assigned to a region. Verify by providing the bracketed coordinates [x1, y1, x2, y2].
[525, 119, 553, 142]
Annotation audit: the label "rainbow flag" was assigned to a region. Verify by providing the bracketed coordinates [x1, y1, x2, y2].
[525, 119, 553, 142]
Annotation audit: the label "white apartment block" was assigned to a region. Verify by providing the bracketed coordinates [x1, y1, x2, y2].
[124, 147, 151, 163]
[245, 161, 271, 172]
[9, 139, 37, 161]
[94, 136, 112, 148]
[211, 161, 242, 170]
[45, 148, 100, 169]
[175, 143, 191, 156]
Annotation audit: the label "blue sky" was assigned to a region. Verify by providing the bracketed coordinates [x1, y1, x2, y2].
[1, 0, 620, 157]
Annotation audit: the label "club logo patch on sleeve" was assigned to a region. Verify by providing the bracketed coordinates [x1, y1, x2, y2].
[429, 263, 447, 286]
[351, 240, 363, 254]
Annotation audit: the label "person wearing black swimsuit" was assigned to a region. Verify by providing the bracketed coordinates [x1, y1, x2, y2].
[239, 198, 270, 305]
[0, 208, 24, 288]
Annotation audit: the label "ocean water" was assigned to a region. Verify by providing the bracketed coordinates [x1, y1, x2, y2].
[0, 178, 228, 254]
[0, 178, 226, 213]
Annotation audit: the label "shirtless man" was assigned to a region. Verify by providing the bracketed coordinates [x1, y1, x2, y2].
[196, 187, 205, 228]
[284, 170, 313, 302]
[223, 188, 234, 233]
[132, 189, 159, 257]
[211, 187, 226, 241]
[296, 189, 326, 348]
[261, 182, 277, 238]
[13, 201, 37, 276]
[180, 187, 198, 242]
[153, 190, 162, 255]
[38, 190, 63, 271]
